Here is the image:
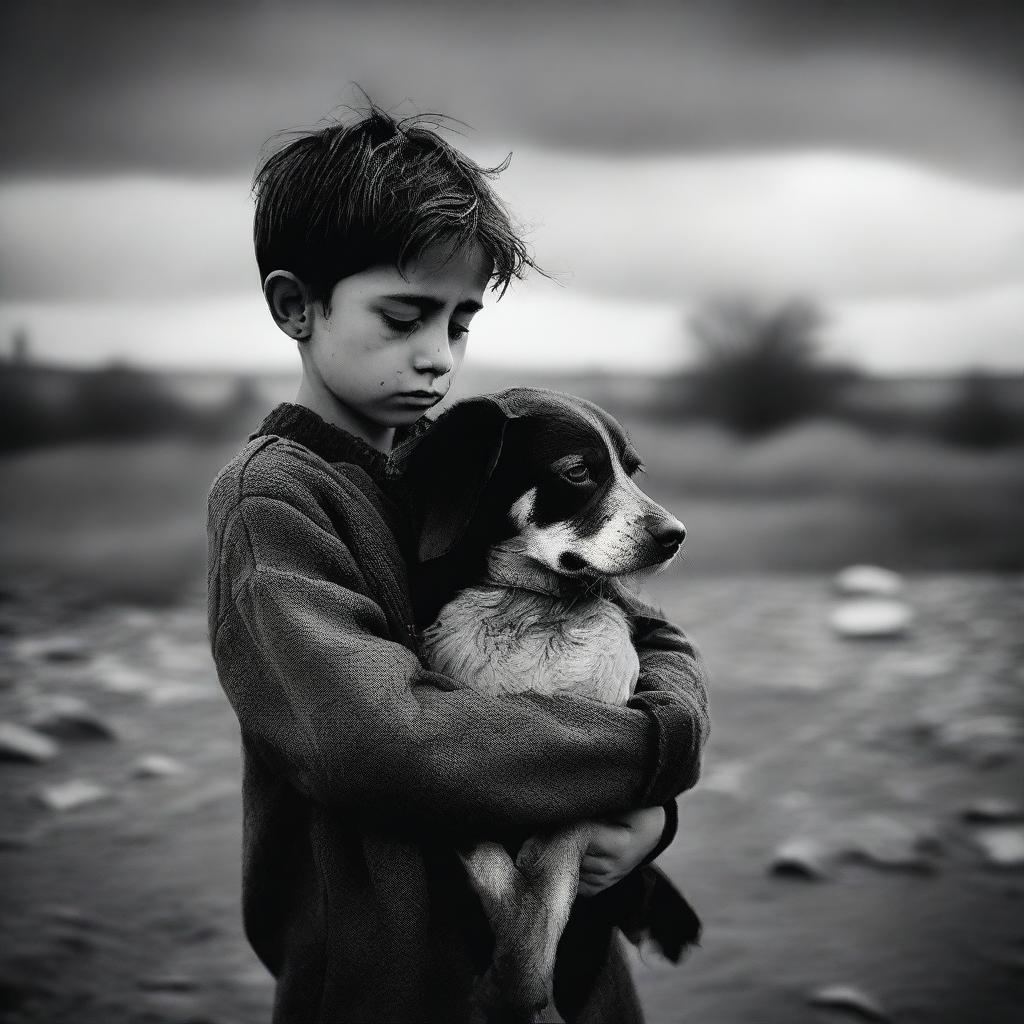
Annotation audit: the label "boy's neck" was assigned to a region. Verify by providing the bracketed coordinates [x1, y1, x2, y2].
[295, 377, 395, 453]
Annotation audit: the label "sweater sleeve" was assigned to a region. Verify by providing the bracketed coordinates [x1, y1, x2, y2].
[627, 598, 710, 804]
[210, 467, 700, 836]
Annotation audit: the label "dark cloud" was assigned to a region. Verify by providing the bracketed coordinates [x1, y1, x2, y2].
[1, 0, 1022, 178]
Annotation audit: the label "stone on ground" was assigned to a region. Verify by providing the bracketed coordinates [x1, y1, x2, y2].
[808, 984, 889, 1021]
[834, 565, 904, 597]
[27, 695, 118, 740]
[0, 721, 59, 763]
[830, 599, 912, 639]
[134, 754, 186, 778]
[972, 826, 1024, 868]
[769, 837, 833, 880]
[961, 798, 1024, 823]
[36, 779, 111, 811]
[14, 634, 91, 664]
[834, 814, 940, 872]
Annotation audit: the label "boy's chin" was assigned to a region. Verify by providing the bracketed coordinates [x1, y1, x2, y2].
[380, 406, 435, 424]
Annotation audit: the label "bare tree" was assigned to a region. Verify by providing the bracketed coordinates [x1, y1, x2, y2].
[689, 296, 844, 435]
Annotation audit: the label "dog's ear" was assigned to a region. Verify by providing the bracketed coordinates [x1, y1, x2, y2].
[399, 398, 511, 562]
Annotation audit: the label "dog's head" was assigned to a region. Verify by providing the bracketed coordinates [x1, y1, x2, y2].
[399, 388, 685, 582]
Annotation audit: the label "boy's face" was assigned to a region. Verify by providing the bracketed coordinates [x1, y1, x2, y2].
[303, 241, 491, 435]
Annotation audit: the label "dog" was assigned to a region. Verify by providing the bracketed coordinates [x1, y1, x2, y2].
[400, 388, 698, 1023]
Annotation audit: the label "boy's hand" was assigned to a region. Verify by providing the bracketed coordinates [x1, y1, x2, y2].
[577, 805, 666, 897]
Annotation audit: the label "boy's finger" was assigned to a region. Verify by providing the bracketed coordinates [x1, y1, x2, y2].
[600, 816, 636, 830]
[578, 868, 622, 896]
[580, 850, 616, 873]
[586, 827, 631, 858]
[577, 875, 609, 896]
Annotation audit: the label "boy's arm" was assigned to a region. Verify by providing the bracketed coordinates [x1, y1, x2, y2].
[625, 593, 711, 860]
[630, 601, 710, 790]
[209, 463, 705, 837]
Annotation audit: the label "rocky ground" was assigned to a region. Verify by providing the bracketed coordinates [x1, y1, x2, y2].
[0, 572, 1022, 1024]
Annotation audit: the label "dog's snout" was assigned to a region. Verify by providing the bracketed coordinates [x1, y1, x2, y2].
[646, 517, 686, 552]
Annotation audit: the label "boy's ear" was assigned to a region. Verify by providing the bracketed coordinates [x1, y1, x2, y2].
[399, 398, 511, 563]
[264, 271, 314, 340]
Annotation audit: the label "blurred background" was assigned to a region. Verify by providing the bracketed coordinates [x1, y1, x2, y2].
[0, 2, 1021, 1022]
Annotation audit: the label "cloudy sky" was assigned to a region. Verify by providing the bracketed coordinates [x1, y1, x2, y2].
[1, 0, 1022, 373]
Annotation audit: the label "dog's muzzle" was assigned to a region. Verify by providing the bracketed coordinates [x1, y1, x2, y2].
[645, 515, 687, 556]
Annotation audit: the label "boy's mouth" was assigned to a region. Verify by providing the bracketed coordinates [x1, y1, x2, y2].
[394, 390, 443, 405]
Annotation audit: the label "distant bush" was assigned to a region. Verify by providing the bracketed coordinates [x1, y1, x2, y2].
[687, 297, 855, 436]
[937, 370, 1022, 448]
[0, 363, 264, 453]
[73, 364, 189, 438]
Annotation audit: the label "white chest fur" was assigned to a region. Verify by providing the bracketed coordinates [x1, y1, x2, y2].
[422, 585, 639, 706]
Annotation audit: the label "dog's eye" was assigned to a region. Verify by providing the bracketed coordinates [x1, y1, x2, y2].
[561, 463, 591, 484]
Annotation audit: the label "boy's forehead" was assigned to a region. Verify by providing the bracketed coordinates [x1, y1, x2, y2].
[340, 246, 490, 302]
[402, 239, 493, 284]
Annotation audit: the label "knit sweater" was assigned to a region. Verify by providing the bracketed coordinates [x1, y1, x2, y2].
[206, 402, 710, 1023]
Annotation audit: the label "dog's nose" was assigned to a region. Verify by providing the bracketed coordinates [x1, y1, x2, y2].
[647, 518, 686, 552]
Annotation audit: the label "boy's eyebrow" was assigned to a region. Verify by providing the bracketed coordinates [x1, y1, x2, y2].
[379, 294, 483, 315]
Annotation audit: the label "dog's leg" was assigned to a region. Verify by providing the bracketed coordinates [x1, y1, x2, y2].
[459, 841, 519, 922]
[461, 824, 591, 1021]
[513, 823, 592, 1000]
[459, 842, 551, 1023]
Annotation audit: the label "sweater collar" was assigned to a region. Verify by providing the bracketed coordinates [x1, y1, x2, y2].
[251, 402, 431, 479]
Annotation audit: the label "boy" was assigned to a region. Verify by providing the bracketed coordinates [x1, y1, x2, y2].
[207, 106, 709, 1023]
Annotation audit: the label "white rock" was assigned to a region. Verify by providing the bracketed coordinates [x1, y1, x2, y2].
[770, 837, 833, 880]
[13, 634, 90, 664]
[27, 696, 118, 740]
[36, 779, 111, 811]
[835, 565, 904, 597]
[0, 721, 59, 763]
[133, 754, 186, 778]
[830, 599, 912, 639]
[94, 658, 150, 695]
[973, 827, 1024, 867]
[834, 814, 939, 872]
[808, 984, 888, 1020]
[961, 798, 1024, 823]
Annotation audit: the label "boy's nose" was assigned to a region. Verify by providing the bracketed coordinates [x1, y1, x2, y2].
[412, 332, 454, 377]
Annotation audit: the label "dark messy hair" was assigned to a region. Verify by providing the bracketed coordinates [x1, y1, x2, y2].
[253, 104, 539, 305]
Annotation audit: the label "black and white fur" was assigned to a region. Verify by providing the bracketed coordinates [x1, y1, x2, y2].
[402, 388, 691, 1023]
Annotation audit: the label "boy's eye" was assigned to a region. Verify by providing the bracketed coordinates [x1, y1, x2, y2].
[381, 313, 419, 334]
[449, 323, 471, 342]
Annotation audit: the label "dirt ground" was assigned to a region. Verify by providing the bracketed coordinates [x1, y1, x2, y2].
[0, 572, 1022, 1024]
